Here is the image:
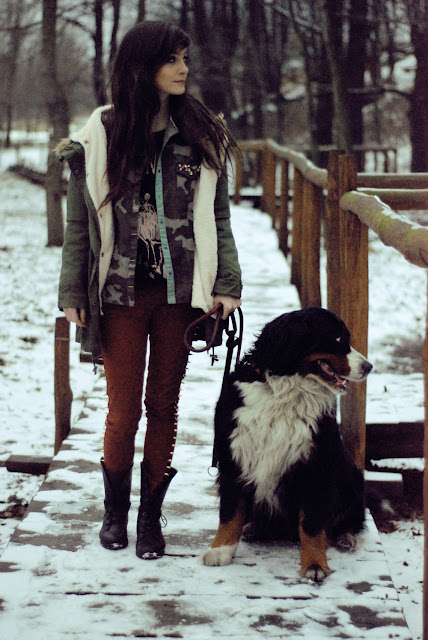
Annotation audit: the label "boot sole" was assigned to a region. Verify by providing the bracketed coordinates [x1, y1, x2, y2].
[100, 539, 128, 550]
[136, 549, 164, 560]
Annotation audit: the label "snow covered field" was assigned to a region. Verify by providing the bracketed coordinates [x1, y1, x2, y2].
[0, 144, 425, 638]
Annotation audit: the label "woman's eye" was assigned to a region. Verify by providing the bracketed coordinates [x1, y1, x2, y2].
[167, 55, 176, 64]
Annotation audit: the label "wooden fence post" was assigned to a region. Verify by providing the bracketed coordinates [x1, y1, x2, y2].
[326, 150, 343, 317]
[423, 273, 428, 640]
[278, 159, 289, 257]
[290, 168, 304, 297]
[54, 316, 72, 455]
[301, 177, 322, 308]
[261, 147, 277, 221]
[232, 152, 243, 205]
[338, 154, 369, 470]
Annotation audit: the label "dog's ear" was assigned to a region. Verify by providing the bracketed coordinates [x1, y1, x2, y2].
[250, 311, 308, 375]
[250, 308, 350, 376]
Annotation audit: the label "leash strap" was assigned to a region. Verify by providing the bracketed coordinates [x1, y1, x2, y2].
[211, 307, 244, 470]
[183, 303, 224, 353]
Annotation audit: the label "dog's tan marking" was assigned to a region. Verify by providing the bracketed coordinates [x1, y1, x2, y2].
[201, 497, 246, 566]
[298, 511, 332, 581]
[211, 496, 247, 548]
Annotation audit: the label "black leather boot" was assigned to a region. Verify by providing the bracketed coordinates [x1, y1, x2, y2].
[99, 458, 132, 550]
[136, 463, 177, 559]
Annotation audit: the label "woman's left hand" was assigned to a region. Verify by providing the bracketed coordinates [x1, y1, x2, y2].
[212, 294, 241, 320]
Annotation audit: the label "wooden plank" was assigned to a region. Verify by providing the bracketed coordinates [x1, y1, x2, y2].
[278, 159, 289, 257]
[338, 155, 369, 470]
[232, 153, 243, 205]
[357, 173, 428, 189]
[54, 317, 72, 455]
[6, 455, 52, 475]
[261, 147, 277, 219]
[366, 422, 424, 459]
[326, 150, 343, 317]
[301, 177, 322, 308]
[290, 168, 304, 299]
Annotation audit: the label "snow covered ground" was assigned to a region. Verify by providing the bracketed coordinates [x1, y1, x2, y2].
[0, 144, 425, 638]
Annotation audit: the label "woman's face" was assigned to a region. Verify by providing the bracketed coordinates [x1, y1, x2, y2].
[155, 48, 189, 100]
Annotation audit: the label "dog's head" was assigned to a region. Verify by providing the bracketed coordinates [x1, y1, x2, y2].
[249, 307, 372, 394]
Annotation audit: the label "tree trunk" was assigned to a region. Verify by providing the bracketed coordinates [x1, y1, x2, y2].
[93, 0, 106, 105]
[319, 0, 353, 153]
[347, 0, 368, 170]
[180, 0, 189, 31]
[136, 0, 145, 24]
[42, 0, 69, 247]
[192, 0, 238, 119]
[409, 3, 428, 172]
[109, 0, 121, 74]
[3, 0, 25, 149]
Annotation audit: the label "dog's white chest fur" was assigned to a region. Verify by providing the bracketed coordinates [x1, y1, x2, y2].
[230, 374, 335, 511]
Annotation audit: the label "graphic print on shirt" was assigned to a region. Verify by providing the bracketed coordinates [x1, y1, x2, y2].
[137, 191, 165, 278]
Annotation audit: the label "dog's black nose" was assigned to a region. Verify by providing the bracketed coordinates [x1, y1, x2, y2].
[362, 360, 373, 375]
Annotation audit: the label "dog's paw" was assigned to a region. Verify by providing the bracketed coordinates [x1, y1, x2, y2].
[200, 544, 237, 566]
[334, 532, 359, 552]
[300, 563, 332, 583]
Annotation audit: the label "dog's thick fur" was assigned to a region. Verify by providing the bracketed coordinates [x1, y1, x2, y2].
[201, 307, 373, 582]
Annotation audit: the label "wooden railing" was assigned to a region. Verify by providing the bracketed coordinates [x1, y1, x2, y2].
[234, 140, 428, 638]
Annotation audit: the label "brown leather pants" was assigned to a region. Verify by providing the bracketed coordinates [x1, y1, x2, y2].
[100, 281, 198, 490]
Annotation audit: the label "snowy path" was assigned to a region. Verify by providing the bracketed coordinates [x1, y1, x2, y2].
[0, 195, 413, 638]
[0, 169, 424, 637]
[0, 372, 411, 639]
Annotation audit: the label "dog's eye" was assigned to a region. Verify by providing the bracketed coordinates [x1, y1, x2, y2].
[336, 337, 341, 342]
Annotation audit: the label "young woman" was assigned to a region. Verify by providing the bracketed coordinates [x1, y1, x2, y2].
[58, 21, 242, 560]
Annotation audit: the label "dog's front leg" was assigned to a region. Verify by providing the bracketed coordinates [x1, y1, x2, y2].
[298, 510, 332, 582]
[201, 496, 246, 566]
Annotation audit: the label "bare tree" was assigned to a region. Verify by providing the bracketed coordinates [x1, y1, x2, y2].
[0, 0, 35, 147]
[319, 0, 353, 152]
[42, 0, 69, 247]
[405, 0, 428, 171]
[136, 0, 145, 23]
[191, 0, 239, 118]
[286, 0, 333, 163]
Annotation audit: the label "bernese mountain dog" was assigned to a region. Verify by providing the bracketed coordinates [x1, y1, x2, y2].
[201, 307, 373, 582]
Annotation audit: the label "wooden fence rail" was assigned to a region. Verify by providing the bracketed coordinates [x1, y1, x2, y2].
[233, 139, 428, 640]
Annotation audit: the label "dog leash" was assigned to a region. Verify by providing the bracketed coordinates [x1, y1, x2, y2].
[211, 307, 244, 471]
[183, 303, 225, 354]
[183, 304, 244, 472]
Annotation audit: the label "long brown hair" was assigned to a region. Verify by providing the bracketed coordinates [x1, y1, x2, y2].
[105, 21, 237, 204]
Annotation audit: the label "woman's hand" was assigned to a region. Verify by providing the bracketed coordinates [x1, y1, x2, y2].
[212, 295, 241, 320]
[63, 308, 87, 328]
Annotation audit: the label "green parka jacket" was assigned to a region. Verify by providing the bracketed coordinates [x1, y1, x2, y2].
[58, 108, 242, 361]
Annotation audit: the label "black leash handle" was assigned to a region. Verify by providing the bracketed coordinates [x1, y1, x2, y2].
[183, 303, 224, 352]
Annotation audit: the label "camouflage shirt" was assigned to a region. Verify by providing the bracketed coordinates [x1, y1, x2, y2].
[102, 118, 230, 307]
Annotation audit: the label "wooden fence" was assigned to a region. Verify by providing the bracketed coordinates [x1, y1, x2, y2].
[233, 139, 428, 639]
[53, 139, 427, 636]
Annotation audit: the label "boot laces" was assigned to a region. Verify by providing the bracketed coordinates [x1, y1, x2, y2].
[139, 512, 167, 529]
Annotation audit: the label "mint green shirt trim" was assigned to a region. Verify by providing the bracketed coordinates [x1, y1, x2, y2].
[155, 119, 178, 304]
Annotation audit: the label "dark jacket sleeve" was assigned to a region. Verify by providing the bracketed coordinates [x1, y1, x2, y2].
[213, 173, 242, 298]
[58, 166, 90, 310]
